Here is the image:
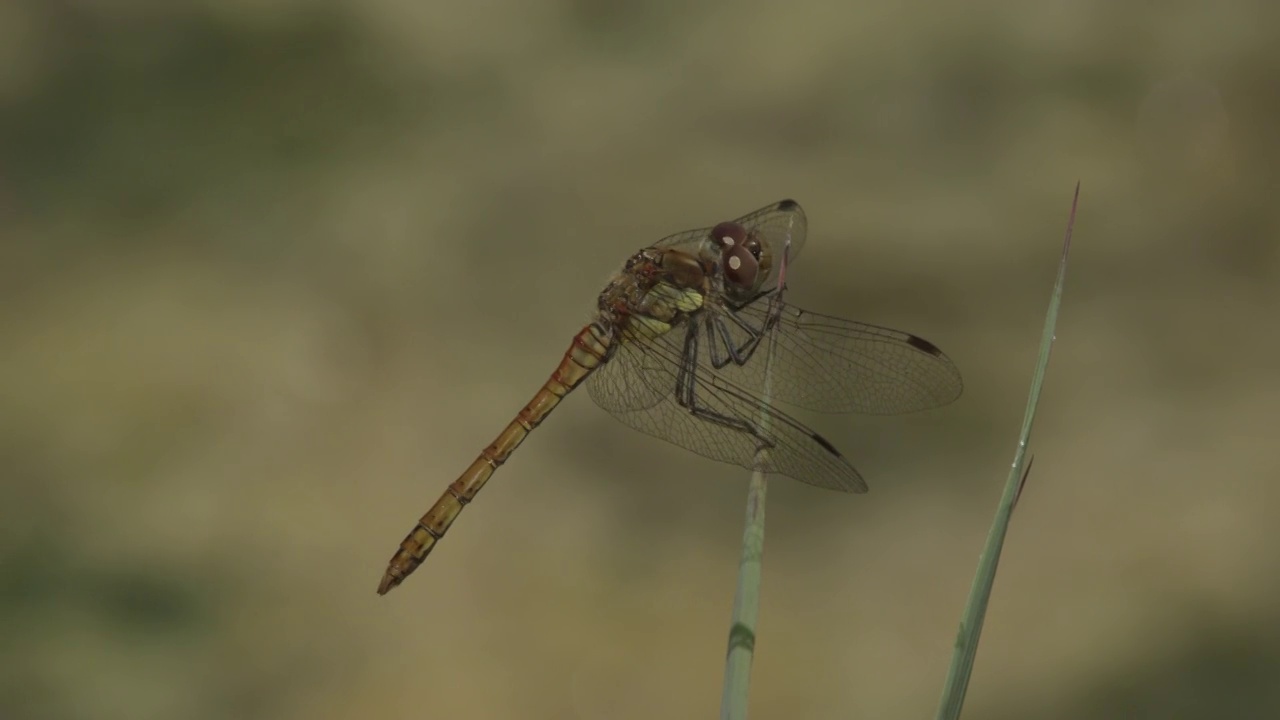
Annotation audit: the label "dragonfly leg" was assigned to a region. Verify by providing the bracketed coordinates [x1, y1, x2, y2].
[710, 314, 763, 368]
[686, 401, 772, 452]
[675, 323, 774, 449]
[705, 294, 788, 370]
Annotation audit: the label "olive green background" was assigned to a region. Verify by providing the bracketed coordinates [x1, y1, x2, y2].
[3, 2, 1278, 719]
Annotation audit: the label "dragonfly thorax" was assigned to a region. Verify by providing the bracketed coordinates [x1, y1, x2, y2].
[597, 247, 710, 341]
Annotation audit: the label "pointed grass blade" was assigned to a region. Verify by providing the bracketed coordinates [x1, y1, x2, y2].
[934, 183, 1080, 720]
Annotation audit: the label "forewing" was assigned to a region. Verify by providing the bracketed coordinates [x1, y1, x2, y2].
[714, 299, 964, 414]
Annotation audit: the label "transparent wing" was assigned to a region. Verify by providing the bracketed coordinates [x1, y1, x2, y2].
[586, 323, 866, 493]
[652, 199, 808, 294]
[711, 298, 964, 414]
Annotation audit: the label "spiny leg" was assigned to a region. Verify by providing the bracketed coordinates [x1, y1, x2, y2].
[675, 322, 772, 447]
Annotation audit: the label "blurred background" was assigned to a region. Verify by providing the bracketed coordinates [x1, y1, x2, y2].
[2, 1, 1278, 718]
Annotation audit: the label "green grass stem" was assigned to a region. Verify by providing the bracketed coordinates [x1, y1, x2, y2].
[934, 182, 1080, 720]
[720, 228, 797, 720]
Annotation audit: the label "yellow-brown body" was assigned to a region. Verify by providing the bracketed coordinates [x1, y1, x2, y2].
[377, 247, 708, 595]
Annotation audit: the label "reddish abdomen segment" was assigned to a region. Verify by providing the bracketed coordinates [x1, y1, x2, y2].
[376, 323, 613, 595]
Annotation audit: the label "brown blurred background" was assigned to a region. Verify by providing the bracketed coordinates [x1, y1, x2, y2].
[3, 1, 1279, 719]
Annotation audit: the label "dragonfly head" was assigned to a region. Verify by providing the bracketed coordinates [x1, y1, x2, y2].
[711, 221, 770, 301]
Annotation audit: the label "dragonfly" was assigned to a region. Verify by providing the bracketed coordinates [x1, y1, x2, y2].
[377, 199, 963, 595]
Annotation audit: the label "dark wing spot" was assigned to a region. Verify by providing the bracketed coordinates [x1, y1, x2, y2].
[905, 335, 943, 357]
[776, 199, 800, 212]
[810, 431, 843, 458]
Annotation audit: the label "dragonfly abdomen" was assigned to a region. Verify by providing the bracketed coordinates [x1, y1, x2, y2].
[376, 323, 614, 595]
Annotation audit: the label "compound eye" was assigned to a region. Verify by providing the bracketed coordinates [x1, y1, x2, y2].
[712, 221, 747, 250]
[722, 241, 759, 288]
